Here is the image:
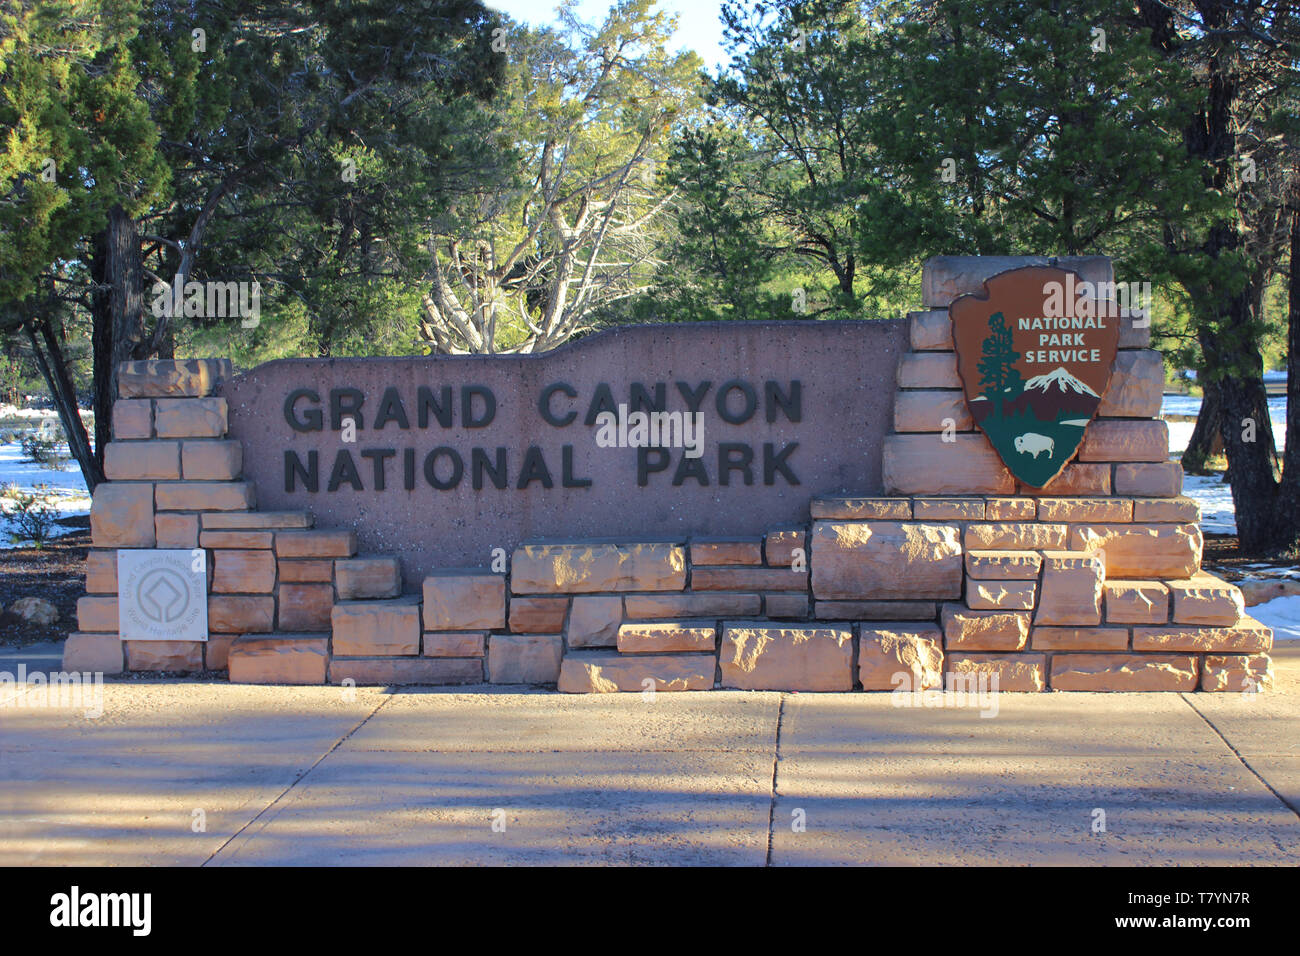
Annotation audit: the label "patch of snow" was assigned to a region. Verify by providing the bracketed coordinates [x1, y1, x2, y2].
[1250, 594, 1300, 641]
[1161, 394, 1287, 454]
[1181, 473, 1236, 534]
[0, 441, 90, 549]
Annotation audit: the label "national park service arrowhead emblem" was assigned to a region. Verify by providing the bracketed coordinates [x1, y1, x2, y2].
[951, 266, 1120, 489]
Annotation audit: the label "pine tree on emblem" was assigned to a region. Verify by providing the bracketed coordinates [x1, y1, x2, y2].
[977, 311, 1023, 418]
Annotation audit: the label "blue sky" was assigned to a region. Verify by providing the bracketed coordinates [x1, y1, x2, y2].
[485, 0, 729, 70]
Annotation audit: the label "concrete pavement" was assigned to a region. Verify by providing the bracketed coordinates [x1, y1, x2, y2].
[1, 646, 1297, 865]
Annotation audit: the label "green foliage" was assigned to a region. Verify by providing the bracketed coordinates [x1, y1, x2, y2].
[977, 312, 1022, 414]
[3, 482, 59, 545]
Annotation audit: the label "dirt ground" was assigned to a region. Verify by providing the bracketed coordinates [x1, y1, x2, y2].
[0, 518, 89, 647]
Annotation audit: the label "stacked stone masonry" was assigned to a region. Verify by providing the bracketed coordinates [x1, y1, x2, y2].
[65, 257, 1274, 693]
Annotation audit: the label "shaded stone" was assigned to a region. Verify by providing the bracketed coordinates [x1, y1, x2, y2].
[617, 621, 716, 654]
[90, 482, 155, 547]
[897, 352, 960, 388]
[1035, 498, 1132, 523]
[811, 521, 962, 600]
[912, 497, 984, 520]
[154, 481, 255, 512]
[922, 255, 1111, 308]
[1202, 654, 1274, 693]
[208, 595, 275, 633]
[624, 592, 760, 619]
[228, 634, 328, 684]
[511, 542, 686, 594]
[1238, 579, 1300, 607]
[203, 511, 312, 529]
[153, 397, 228, 438]
[334, 556, 402, 600]
[883, 434, 1016, 495]
[181, 440, 242, 480]
[859, 625, 944, 690]
[422, 571, 505, 630]
[1114, 462, 1183, 497]
[1017, 463, 1112, 496]
[508, 595, 569, 632]
[964, 550, 1042, 580]
[62, 632, 123, 674]
[719, 623, 853, 691]
[112, 399, 152, 439]
[764, 527, 806, 567]
[1132, 620, 1272, 653]
[557, 651, 715, 693]
[278, 559, 334, 583]
[200, 530, 273, 549]
[689, 537, 762, 566]
[1132, 497, 1199, 522]
[14, 596, 60, 625]
[154, 512, 199, 548]
[966, 580, 1036, 611]
[329, 657, 482, 686]
[204, 634, 235, 670]
[104, 440, 179, 480]
[965, 523, 1068, 551]
[1034, 550, 1104, 626]
[274, 529, 357, 558]
[124, 640, 204, 673]
[75, 596, 116, 632]
[941, 605, 1030, 651]
[423, 632, 487, 657]
[1050, 654, 1197, 692]
[812, 600, 937, 621]
[212, 549, 276, 593]
[487, 634, 563, 684]
[810, 497, 911, 520]
[764, 593, 809, 619]
[566, 594, 623, 647]
[1104, 580, 1170, 624]
[1068, 523, 1201, 579]
[1030, 627, 1129, 651]
[893, 391, 972, 433]
[84, 550, 118, 593]
[691, 566, 807, 591]
[117, 358, 231, 398]
[945, 653, 1046, 692]
[1097, 349, 1164, 418]
[331, 598, 420, 656]
[1077, 419, 1168, 462]
[1168, 574, 1245, 626]
[908, 309, 952, 350]
[277, 583, 334, 631]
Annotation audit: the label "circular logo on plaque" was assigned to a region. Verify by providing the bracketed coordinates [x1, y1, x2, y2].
[134, 567, 192, 624]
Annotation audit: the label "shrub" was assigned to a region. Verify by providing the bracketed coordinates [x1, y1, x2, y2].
[18, 425, 69, 470]
[3, 484, 60, 546]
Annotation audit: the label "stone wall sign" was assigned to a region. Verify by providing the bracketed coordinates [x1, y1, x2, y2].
[951, 266, 1119, 488]
[117, 549, 209, 642]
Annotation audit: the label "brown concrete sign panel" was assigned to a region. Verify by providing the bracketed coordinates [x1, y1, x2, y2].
[221, 320, 907, 587]
[951, 266, 1120, 488]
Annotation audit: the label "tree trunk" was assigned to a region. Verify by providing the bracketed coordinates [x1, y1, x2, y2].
[1275, 204, 1300, 553]
[1182, 377, 1224, 473]
[91, 205, 146, 470]
[26, 318, 103, 492]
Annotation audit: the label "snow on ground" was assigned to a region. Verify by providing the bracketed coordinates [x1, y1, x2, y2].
[1163, 394, 1287, 457]
[1250, 594, 1300, 641]
[0, 440, 90, 548]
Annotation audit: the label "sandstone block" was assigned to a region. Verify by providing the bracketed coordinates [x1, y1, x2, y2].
[984, 497, 1037, 520]
[566, 595, 623, 647]
[909, 309, 953, 350]
[423, 632, 487, 657]
[329, 658, 482, 686]
[124, 640, 204, 672]
[1132, 619, 1272, 653]
[84, 550, 118, 593]
[617, 621, 716, 654]
[154, 481, 254, 512]
[334, 556, 401, 600]
[200, 530, 273, 549]
[1030, 627, 1129, 651]
[153, 397, 228, 438]
[423, 572, 505, 629]
[181, 440, 243, 480]
[813, 600, 937, 620]
[1078, 419, 1168, 462]
[898, 351, 960, 388]
[1238, 579, 1300, 607]
[104, 440, 179, 480]
[204, 634, 235, 670]
[1097, 349, 1164, 418]
[720, 624, 853, 691]
[624, 592, 761, 619]
[893, 391, 972, 433]
[764, 527, 806, 567]
[966, 580, 1037, 611]
[883, 435, 1015, 495]
[764, 593, 810, 618]
[690, 537, 763, 566]
[208, 595, 274, 633]
[1035, 498, 1132, 523]
[76, 596, 118, 632]
[1114, 462, 1183, 497]
[277, 583, 334, 631]
[90, 482, 155, 547]
[965, 550, 1042, 580]
[112, 399, 152, 439]
[1104, 580, 1169, 624]
[1168, 575, 1245, 626]
[810, 497, 911, 520]
[965, 522, 1068, 551]
[1132, 497, 1199, 522]
[117, 359, 231, 398]
[331, 598, 420, 656]
[1202, 654, 1274, 693]
[487, 634, 563, 684]
[945, 653, 1046, 692]
[228, 634, 328, 684]
[62, 633, 123, 674]
[155, 512, 200, 548]
[212, 549, 276, 593]
[1050, 654, 1197, 692]
[274, 529, 357, 558]
[859, 625, 944, 690]
[509, 595, 569, 632]
[557, 651, 715, 693]
[941, 604, 1030, 651]
[812, 520, 962, 600]
[1035, 550, 1104, 626]
[510, 542, 686, 594]
[1069, 523, 1201, 578]
[204, 511, 313, 530]
[278, 559, 334, 583]
[912, 497, 985, 520]
[922, 255, 1111, 308]
[692, 566, 807, 591]
[1018, 463, 1112, 496]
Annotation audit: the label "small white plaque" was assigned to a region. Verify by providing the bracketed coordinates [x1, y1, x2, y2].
[117, 549, 208, 642]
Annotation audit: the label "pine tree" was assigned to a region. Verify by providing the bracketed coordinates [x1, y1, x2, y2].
[977, 312, 1022, 417]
